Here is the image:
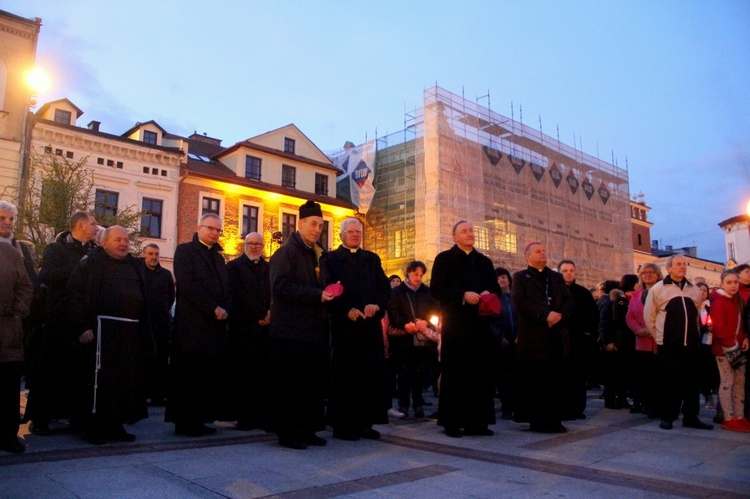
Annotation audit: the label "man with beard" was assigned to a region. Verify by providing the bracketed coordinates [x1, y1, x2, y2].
[227, 232, 271, 431]
[512, 242, 573, 433]
[430, 221, 500, 438]
[320, 218, 390, 441]
[26, 211, 98, 435]
[558, 260, 597, 420]
[268, 200, 333, 449]
[66, 226, 149, 444]
[168, 213, 229, 437]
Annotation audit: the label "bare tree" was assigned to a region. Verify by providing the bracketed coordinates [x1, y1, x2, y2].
[6, 146, 146, 261]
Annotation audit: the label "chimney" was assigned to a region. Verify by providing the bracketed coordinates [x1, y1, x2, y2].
[87, 120, 101, 132]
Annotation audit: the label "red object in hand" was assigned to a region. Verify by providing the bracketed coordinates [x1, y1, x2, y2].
[478, 293, 501, 316]
[324, 282, 344, 297]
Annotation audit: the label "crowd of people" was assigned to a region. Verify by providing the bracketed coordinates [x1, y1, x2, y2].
[1, 198, 749, 454]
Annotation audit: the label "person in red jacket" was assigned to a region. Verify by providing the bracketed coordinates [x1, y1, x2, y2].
[710, 269, 749, 433]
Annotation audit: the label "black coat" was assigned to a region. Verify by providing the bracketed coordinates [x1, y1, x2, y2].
[430, 245, 500, 429]
[142, 261, 174, 340]
[512, 266, 574, 360]
[269, 231, 328, 344]
[172, 233, 229, 355]
[227, 254, 270, 340]
[567, 281, 598, 351]
[39, 232, 95, 322]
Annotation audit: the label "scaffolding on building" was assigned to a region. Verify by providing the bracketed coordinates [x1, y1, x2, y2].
[332, 86, 633, 287]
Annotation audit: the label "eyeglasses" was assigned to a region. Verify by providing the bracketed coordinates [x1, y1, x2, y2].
[345, 230, 362, 235]
[200, 225, 223, 235]
[246, 242, 263, 247]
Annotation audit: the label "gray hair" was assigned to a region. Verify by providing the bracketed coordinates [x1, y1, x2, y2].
[0, 200, 18, 217]
[200, 212, 222, 225]
[339, 218, 362, 238]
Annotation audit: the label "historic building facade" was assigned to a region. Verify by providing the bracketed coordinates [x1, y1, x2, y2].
[0, 9, 41, 198]
[177, 124, 355, 259]
[30, 99, 184, 267]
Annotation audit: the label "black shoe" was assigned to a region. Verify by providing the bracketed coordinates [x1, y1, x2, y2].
[465, 427, 494, 436]
[659, 420, 673, 430]
[332, 429, 359, 441]
[617, 399, 632, 410]
[109, 426, 136, 442]
[303, 434, 327, 446]
[413, 406, 425, 418]
[279, 437, 307, 450]
[713, 412, 725, 424]
[576, 413, 587, 420]
[359, 428, 381, 440]
[86, 431, 108, 445]
[175, 423, 215, 437]
[444, 427, 463, 438]
[0, 437, 26, 454]
[629, 404, 643, 414]
[604, 402, 619, 409]
[683, 418, 713, 430]
[30, 422, 50, 436]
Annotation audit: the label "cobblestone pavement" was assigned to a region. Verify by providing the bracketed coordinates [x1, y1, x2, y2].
[1, 390, 748, 498]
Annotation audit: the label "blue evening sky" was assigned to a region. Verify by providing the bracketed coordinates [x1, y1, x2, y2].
[7, 0, 750, 264]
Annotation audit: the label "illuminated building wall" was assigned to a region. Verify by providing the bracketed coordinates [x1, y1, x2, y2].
[0, 9, 41, 198]
[344, 86, 633, 287]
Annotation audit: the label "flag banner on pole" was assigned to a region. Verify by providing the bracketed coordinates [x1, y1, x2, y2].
[333, 140, 377, 214]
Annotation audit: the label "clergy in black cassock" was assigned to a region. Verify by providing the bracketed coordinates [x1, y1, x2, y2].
[66, 226, 150, 445]
[227, 232, 271, 430]
[320, 218, 390, 441]
[430, 221, 500, 438]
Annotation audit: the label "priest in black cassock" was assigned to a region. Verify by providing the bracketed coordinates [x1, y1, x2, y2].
[66, 226, 149, 445]
[227, 231, 271, 430]
[167, 213, 230, 437]
[430, 221, 500, 438]
[320, 218, 390, 441]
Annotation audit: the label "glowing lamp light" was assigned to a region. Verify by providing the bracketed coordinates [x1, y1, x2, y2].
[26, 67, 50, 94]
[429, 315, 439, 327]
[746, 199, 750, 217]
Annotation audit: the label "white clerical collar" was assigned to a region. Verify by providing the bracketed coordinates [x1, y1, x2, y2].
[343, 245, 359, 253]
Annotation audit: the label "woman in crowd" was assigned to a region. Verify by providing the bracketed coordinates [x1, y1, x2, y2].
[626, 263, 662, 418]
[709, 270, 749, 432]
[387, 261, 439, 419]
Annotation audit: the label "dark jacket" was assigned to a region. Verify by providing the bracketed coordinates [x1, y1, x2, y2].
[269, 231, 328, 344]
[512, 266, 574, 360]
[39, 231, 95, 320]
[0, 244, 33, 363]
[611, 290, 635, 351]
[142, 261, 174, 336]
[567, 281, 597, 348]
[388, 282, 440, 350]
[173, 233, 229, 355]
[597, 294, 616, 346]
[227, 253, 270, 338]
[430, 245, 501, 342]
[320, 246, 391, 336]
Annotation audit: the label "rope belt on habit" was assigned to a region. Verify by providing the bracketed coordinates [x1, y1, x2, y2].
[93, 315, 140, 414]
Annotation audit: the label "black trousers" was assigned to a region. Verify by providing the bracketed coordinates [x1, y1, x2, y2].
[0, 362, 23, 441]
[657, 344, 700, 422]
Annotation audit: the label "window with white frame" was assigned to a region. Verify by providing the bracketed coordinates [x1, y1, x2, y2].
[241, 203, 261, 237]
